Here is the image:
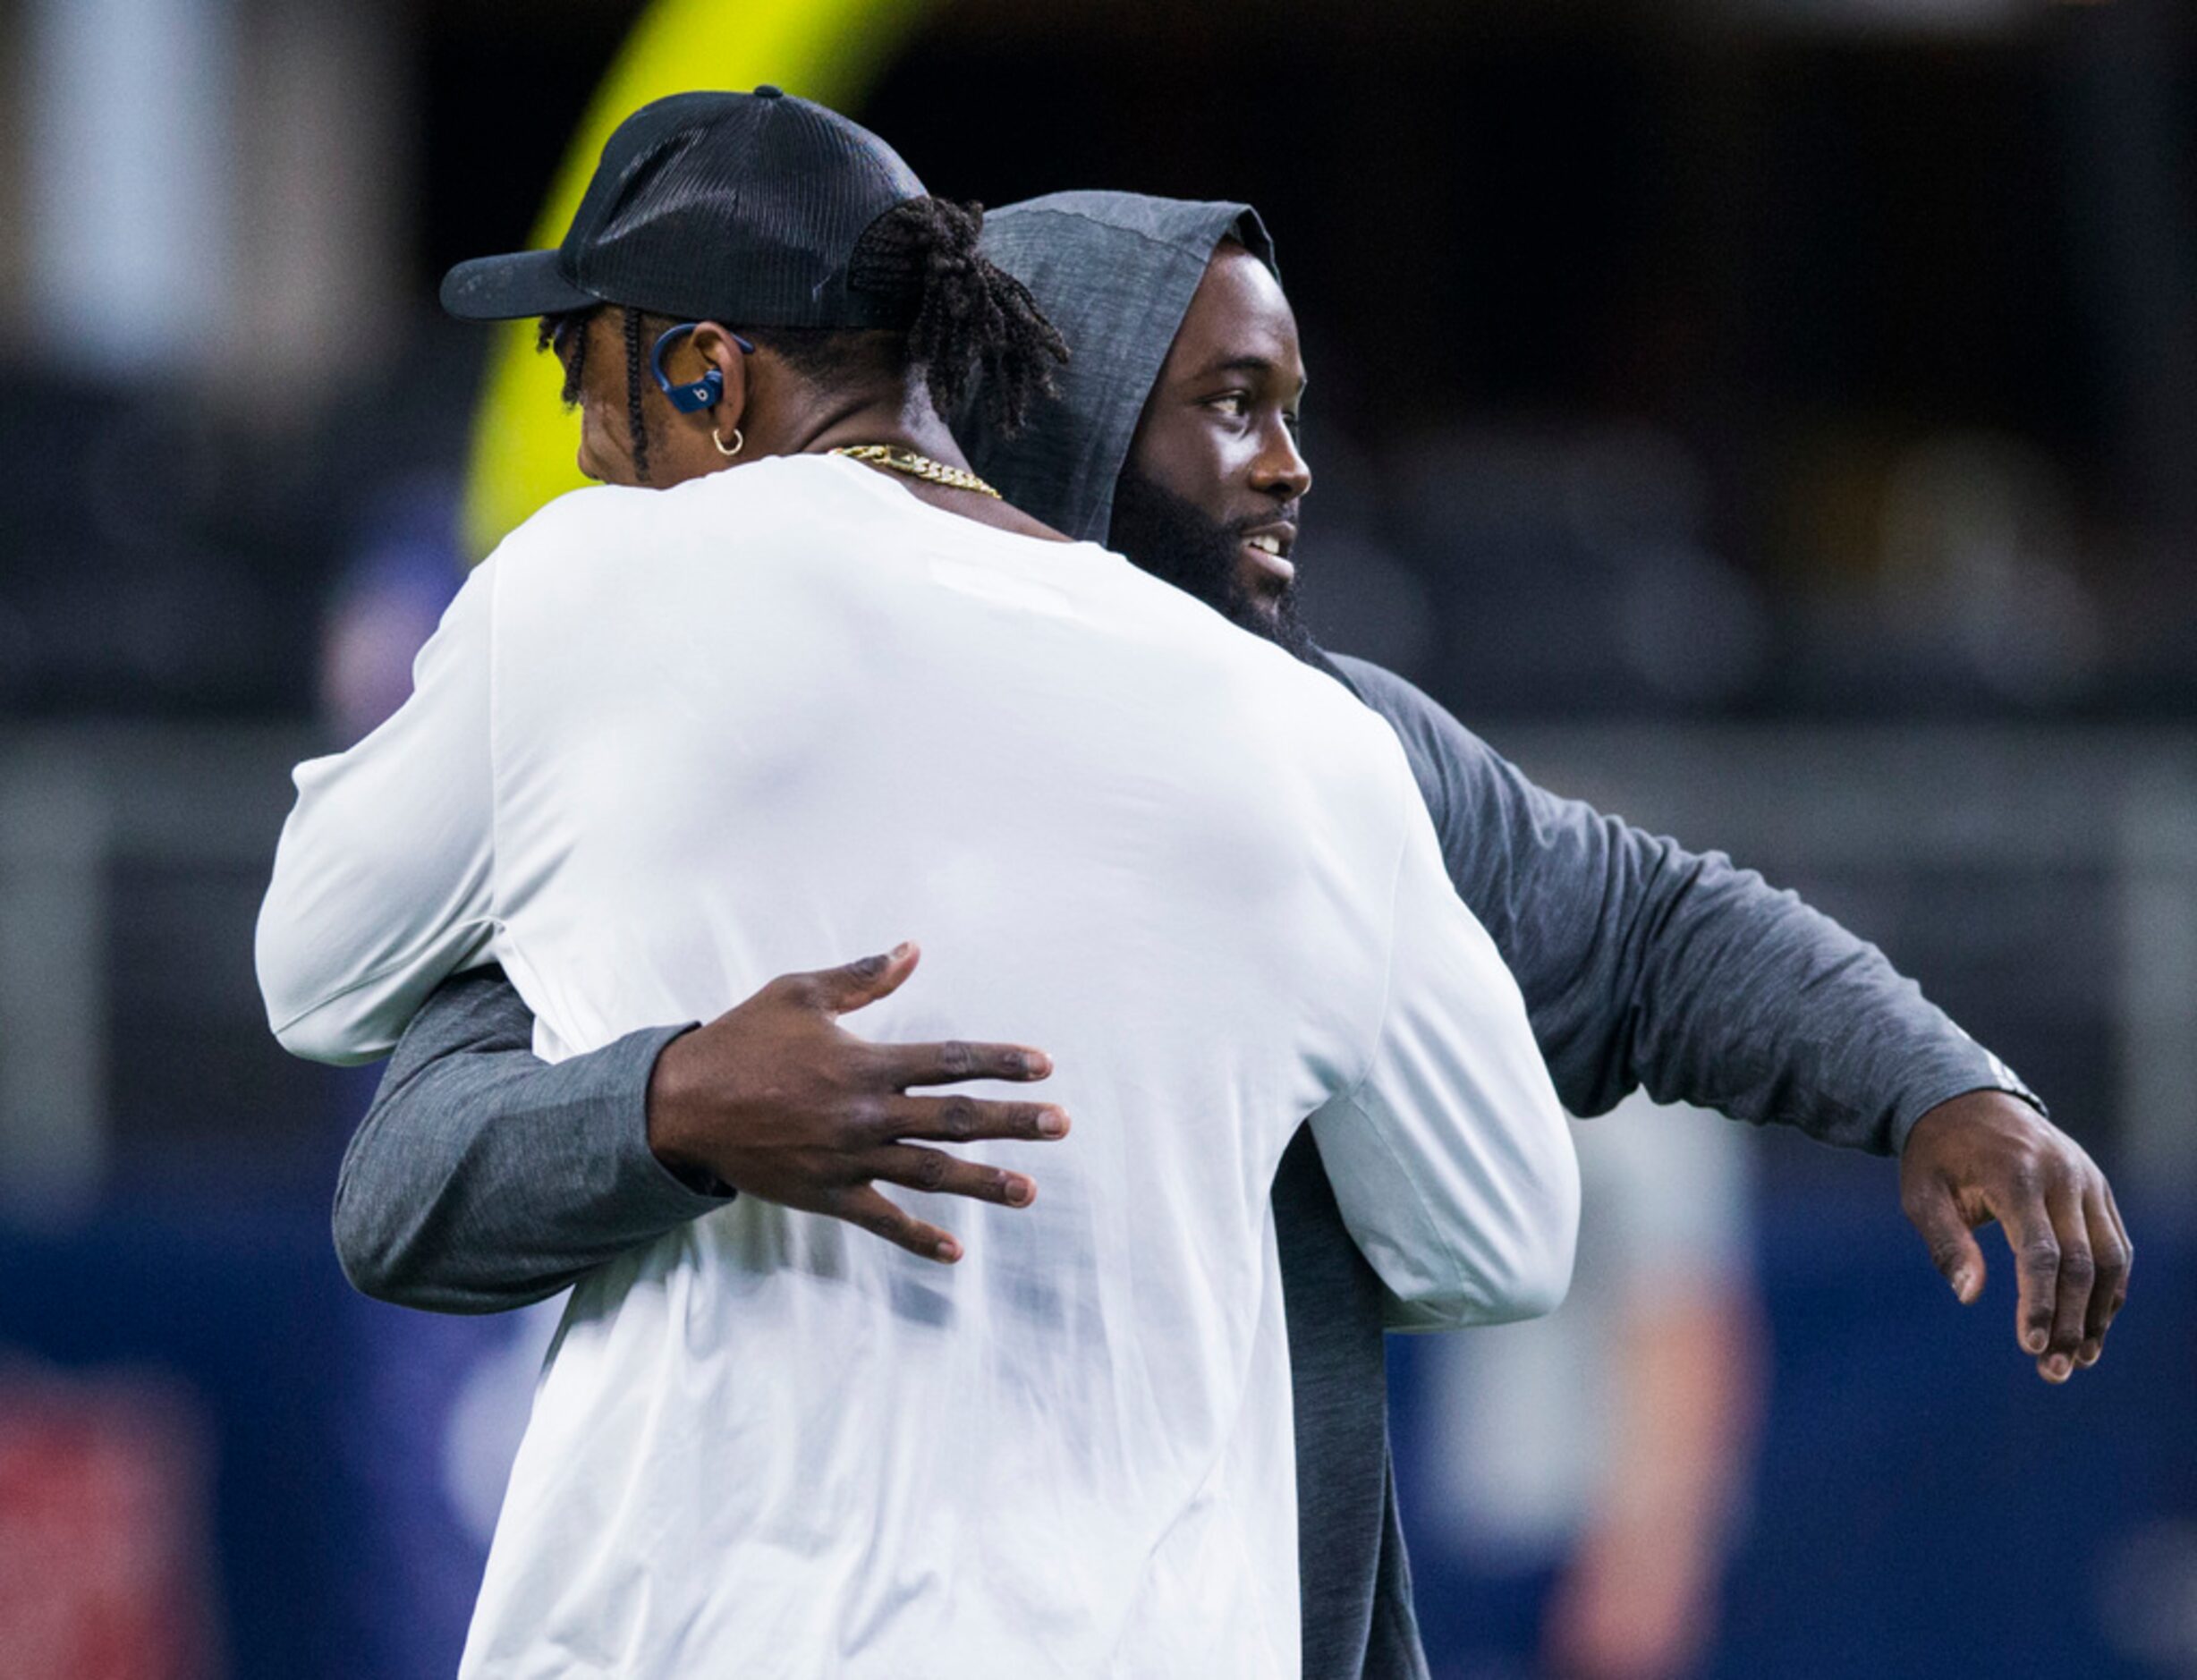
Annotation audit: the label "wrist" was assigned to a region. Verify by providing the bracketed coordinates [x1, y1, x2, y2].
[645, 1027, 715, 1185]
[1896, 1080, 2045, 1158]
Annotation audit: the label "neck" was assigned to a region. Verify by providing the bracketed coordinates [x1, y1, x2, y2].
[781, 380, 971, 469]
[770, 376, 1068, 544]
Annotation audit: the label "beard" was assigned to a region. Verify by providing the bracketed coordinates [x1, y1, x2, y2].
[1107, 465, 1317, 663]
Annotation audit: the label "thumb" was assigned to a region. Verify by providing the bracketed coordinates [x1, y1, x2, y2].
[804, 940, 920, 1017]
[1904, 1175, 1987, 1304]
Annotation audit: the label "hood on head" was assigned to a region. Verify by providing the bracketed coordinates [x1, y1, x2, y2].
[963, 191, 1277, 545]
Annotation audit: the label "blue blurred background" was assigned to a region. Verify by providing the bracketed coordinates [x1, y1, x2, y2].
[0, 1, 2191, 1675]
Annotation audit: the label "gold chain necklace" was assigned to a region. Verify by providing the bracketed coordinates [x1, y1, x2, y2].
[829, 444, 1001, 500]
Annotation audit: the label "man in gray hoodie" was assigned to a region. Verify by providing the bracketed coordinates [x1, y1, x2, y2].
[335, 191, 2127, 1679]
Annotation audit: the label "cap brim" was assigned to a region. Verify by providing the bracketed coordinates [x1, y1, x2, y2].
[439, 248, 599, 320]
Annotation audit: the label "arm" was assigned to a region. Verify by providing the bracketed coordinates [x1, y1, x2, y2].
[334, 966, 712, 1311]
[1334, 653, 2023, 1149]
[336, 944, 1071, 1313]
[1330, 652, 2130, 1379]
[1308, 742, 1580, 1328]
[275, 544, 1067, 1305]
[257, 563, 498, 1065]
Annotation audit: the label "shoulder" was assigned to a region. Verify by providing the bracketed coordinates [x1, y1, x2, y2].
[1214, 636, 1415, 774]
[1327, 653, 1456, 743]
[487, 480, 651, 565]
[1240, 650, 1433, 869]
[493, 455, 826, 559]
[1322, 652, 1512, 813]
[1082, 600, 1419, 849]
[479, 458, 842, 624]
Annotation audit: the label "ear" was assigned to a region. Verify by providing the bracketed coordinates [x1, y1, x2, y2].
[689, 321, 752, 432]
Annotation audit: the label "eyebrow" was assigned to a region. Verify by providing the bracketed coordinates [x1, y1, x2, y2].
[1191, 353, 1308, 394]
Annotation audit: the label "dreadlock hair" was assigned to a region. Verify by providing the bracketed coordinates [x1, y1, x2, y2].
[752, 198, 1067, 438]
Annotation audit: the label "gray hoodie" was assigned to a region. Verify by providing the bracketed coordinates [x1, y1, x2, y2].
[961, 191, 1279, 543]
[332, 191, 2036, 1680]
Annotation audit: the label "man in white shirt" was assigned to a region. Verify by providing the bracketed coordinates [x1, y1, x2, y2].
[257, 89, 1578, 1676]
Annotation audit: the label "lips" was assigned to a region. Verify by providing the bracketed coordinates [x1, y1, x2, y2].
[1239, 522, 1297, 587]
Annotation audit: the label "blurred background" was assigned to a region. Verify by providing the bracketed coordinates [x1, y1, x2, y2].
[0, 0, 2191, 1675]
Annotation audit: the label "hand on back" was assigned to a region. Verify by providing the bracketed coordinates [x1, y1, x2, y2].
[646, 943, 1069, 1263]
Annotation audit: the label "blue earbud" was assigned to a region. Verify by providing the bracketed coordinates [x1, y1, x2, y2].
[650, 323, 724, 412]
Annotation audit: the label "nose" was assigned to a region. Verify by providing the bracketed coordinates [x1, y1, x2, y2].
[1252, 419, 1311, 505]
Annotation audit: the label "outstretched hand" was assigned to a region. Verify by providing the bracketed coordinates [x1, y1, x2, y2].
[1899, 1090, 2131, 1382]
[645, 942, 1068, 1264]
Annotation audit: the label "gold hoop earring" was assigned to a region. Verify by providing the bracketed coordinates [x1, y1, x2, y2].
[712, 426, 744, 459]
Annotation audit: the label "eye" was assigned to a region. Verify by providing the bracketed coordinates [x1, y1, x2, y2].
[1204, 391, 1251, 420]
[1282, 410, 1303, 437]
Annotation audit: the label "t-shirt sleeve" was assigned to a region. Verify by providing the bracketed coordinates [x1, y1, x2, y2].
[1306, 735, 1581, 1329]
[1330, 654, 2039, 1155]
[256, 559, 500, 1065]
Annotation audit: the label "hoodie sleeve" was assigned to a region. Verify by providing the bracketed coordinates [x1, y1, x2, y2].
[331, 967, 717, 1313]
[1329, 654, 2039, 1154]
[1306, 738, 1581, 1329]
[256, 561, 500, 1065]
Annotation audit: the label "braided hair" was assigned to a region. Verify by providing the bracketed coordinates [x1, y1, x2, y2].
[536, 304, 662, 482]
[754, 199, 1067, 437]
[537, 308, 592, 407]
[621, 306, 652, 483]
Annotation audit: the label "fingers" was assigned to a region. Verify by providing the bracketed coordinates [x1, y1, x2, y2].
[2077, 1180, 2133, 1368]
[1903, 1093, 2132, 1382]
[821, 1129, 1056, 1268]
[2038, 1184, 2094, 1383]
[2102, 1179, 2134, 1288]
[1901, 1174, 1987, 1305]
[889, 1039, 1055, 1088]
[1995, 1187, 2065, 1375]
[876, 1093, 1071, 1145]
[829, 1184, 963, 1265]
[782, 942, 920, 1017]
[2106, 1183, 2134, 1336]
[866, 1144, 1038, 1209]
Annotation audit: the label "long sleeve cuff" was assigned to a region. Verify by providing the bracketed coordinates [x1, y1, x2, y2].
[596, 1022, 736, 1214]
[1887, 1045, 2047, 1156]
[336, 1004, 728, 1314]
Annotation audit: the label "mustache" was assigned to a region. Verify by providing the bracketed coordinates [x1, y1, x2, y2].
[1226, 505, 1302, 538]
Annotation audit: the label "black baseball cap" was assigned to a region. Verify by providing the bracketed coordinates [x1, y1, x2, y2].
[440, 88, 927, 329]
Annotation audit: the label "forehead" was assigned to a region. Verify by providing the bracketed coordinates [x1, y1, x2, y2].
[1161, 245, 1303, 385]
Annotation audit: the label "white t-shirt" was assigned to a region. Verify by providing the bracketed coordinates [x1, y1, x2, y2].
[258, 454, 1577, 1678]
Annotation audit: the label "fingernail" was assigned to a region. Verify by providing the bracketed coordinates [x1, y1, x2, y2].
[891, 941, 913, 959]
[1951, 1267, 1977, 1302]
[934, 1237, 960, 1262]
[1004, 1177, 1032, 1207]
[1022, 1051, 1053, 1078]
[1038, 1108, 1069, 1137]
[2045, 1354, 2071, 1381]
[2025, 1329, 2049, 1354]
[2076, 1342, 2101, 1367]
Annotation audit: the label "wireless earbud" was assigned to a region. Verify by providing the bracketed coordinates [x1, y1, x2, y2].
[650, 323, 724, 412]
